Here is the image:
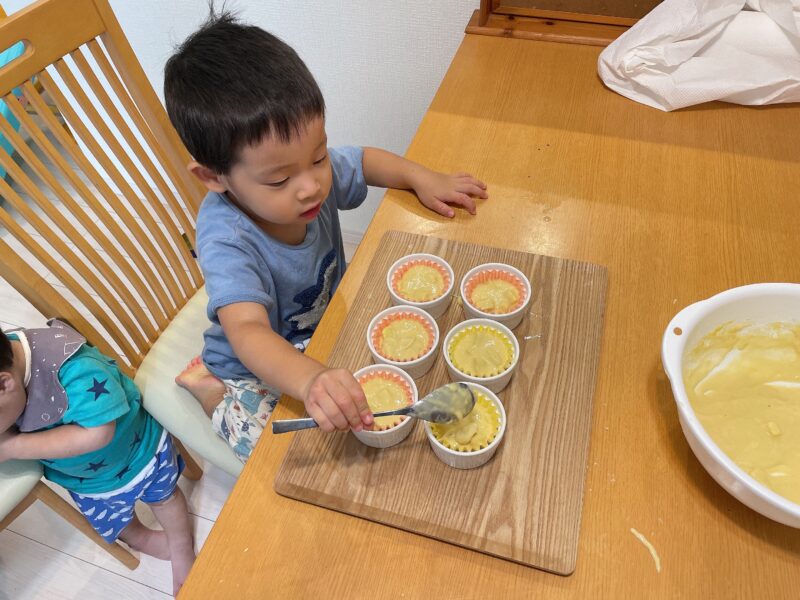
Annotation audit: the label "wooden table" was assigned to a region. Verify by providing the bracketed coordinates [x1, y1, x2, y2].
[180, 34, 800, 598]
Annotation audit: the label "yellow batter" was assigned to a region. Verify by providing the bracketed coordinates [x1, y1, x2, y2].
[361, 376, 411, 430]
[378, 318, 430, 361]
[396, 264, 446, 302]
[449, 326, 514, 377]
[684, 321, 800, 505]
[430, 392, 501, 452]
[470, 279, 521, 314]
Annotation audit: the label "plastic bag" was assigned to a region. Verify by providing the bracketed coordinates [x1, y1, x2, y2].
[597, 0, 800, 111]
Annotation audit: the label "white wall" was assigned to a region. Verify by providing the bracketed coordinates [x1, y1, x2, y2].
[5, 0, 477, 236]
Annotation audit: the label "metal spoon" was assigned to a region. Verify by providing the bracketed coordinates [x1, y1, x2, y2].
[271, 382, 475, 434]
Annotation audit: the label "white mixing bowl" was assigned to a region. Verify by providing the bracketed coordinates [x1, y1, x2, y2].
[661, 283, 800, 527]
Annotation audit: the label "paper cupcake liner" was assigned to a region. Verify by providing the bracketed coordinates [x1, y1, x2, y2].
[447, 325, 515, 378]
[391, 259, 451, 302]
[464, 268, 527, 314]
[370, 311, 435, 362]
[356, 370, 414, 431]
[430, 392, 501, 452]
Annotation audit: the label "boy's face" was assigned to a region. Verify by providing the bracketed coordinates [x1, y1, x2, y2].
[191, 116, 333, 245]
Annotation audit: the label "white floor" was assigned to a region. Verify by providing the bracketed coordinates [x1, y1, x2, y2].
[0, 116, 361, 598]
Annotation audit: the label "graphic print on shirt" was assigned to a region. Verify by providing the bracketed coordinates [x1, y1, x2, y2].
[287, 249, 337, 340]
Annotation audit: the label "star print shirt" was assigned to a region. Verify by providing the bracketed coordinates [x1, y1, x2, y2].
[198, 146, 368, 381]
[11, 333, 163, 494]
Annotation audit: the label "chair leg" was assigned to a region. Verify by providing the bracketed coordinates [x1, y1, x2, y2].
[33, 481, 140, 570]
[174, 437, 203, 481]
[0, 489, 37, 532]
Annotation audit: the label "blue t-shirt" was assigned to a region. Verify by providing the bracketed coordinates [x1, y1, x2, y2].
[197, 146, 368, 380]
[11, 334, 162, 494]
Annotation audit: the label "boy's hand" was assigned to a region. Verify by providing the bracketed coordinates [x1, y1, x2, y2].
[411, 170, 488, 218]
[303, 369, 373, 433]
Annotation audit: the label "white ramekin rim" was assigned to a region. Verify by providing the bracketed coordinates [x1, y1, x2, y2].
[443, 318, 520, 383]
[423, 382, 507, 457]
[353, 363, 419, 436]
[366, 305, 440, 368]
[386, 253, 455, 310]
[460, 262, 532, 319]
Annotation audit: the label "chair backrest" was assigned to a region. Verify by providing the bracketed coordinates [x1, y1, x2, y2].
[0, 0, 205, 377]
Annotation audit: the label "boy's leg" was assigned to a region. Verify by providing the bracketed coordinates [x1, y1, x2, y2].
[175, 356, 225, 416]
[118, 513, 170, 560]
[148, 488, 195, 597]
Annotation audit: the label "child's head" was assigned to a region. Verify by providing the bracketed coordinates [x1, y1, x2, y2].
[164, 11, 332, 237]
[0, 330, 26, 434]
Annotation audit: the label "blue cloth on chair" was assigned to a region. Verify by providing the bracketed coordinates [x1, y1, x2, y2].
[0, 41, 26, 181]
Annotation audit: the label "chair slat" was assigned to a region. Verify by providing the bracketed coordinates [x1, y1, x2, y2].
[0, 141, 151, 357]
[0, 101, 158, 341]
[71, 47, 202, 284]
[86, 40, 200, 230]
[5, 89, 169, 330]
[94, 14, 206, 209]
[20, 80, 176, 324]
[51, 58, 198, 298]
[37, 70, 188, 314]
[0, 190, 141, 365]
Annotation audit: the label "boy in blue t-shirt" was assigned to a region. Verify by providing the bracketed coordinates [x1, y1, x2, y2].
[167, 12, 488, 462]
[0, 322, 194, 596]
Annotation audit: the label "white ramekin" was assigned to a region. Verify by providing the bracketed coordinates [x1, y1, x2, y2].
[661, 283, 800, 528]
[366, 305, 440, 379]
[424, 382, 507, 469]
[352, 364, 418, 449]
[386, 253, 455, 319]
[443, 318, 519, 393]
[460, 262, 532, 330]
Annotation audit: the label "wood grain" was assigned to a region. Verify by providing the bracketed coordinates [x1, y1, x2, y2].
[275, 231, 608, 575]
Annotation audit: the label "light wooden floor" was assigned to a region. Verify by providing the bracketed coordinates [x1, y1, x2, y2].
[0, 121, 361, 598]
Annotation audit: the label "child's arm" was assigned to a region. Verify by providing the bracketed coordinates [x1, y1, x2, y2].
[218, 301, 373, 433]
[362, 147, 488, 218]
[0, 422, 115, 462]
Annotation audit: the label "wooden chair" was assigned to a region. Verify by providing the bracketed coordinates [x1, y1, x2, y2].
[0, 0, 242, 568]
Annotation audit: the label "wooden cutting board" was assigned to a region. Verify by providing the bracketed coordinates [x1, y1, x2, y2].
[274, 230, 608, 575]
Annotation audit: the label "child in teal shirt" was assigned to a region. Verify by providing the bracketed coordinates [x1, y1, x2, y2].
[0, 321, 194, 596]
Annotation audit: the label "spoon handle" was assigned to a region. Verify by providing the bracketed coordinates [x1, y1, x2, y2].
[271, 406, 413, 434]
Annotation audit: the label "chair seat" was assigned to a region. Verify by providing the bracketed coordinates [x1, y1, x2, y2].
[0, 460, 42, 521]
[135, 286, 243, 477]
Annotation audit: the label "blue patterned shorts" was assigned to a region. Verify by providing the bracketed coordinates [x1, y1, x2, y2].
[210, 339, 308, 463]
[211, 378, 280, 463]
[69, 432, 185, 543]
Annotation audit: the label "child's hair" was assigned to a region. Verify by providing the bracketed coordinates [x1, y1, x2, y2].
[164, 9, 325, 174]
[0, 330, 12, 372]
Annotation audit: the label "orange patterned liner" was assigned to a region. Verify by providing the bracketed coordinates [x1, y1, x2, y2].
[464, 268, 527, 314]
[390, 258, 451, 302]
[370, 311, 435, 362]
[356, 370, 414, 431]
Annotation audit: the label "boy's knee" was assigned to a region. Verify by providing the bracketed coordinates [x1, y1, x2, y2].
[148, 490, 178, 507]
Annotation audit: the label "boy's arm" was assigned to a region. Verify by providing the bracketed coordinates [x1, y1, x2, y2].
[217, 302, 373, 433]
[361, 147, 488, 218]
[0, 422, 115, 462]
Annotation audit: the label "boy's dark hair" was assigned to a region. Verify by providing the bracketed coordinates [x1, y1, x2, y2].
[0, 330, 13, 372]
[164, 9, 325, 174]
